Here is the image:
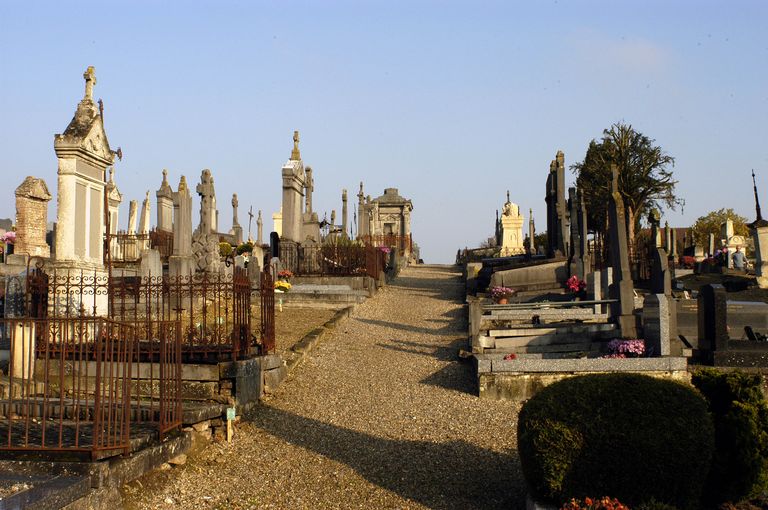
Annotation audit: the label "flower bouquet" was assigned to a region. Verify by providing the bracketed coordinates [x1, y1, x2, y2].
[274, 280, 292, 293]
[602, 339, 645, 358]
[277, 270, 294, 281]
[489, 286, 516, 304]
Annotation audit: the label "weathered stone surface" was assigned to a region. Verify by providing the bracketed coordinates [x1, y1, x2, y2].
[643, 294, 670, 356]
[14, 176, 52, 258]
[191, 169, 223, 273]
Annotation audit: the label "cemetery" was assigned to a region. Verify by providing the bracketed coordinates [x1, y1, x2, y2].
[1, 5, 767, 508]
[0, 67, 419, 508]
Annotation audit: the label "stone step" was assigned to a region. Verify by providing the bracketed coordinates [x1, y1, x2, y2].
[486, 323, 617, 337]
[486, 332, 613, 348]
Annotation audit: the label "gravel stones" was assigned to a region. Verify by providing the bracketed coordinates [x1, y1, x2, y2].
[122, 265, 525, 509]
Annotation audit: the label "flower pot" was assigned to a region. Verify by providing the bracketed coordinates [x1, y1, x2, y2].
[5, 243, 13, 256]
[496, 297, 509, 305]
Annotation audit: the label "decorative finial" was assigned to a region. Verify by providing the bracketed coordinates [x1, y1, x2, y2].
[291, 130, 301, 160]
[753, 170, 763, 222]
[108, 167, 115, 183]
[506, 190, 510, 203]
[145, 190, 150, 200]
[179, 175, 188, 190]
[83, 66, 96, 101]
[162, 169, 168, 183]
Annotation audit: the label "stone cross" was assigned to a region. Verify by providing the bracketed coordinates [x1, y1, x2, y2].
[358, 182, 364, 204]
[83, 66, 96, 101]
[232, 193, 240, 227]
[291, 130, 301, 161]
[257, 210, 263, 245]
[331, 210, 336, 226]
[649, 209, 662, 247]
[304, 167, 314, 214]
[247, 206, 254, 240]
[196, 169, 215, 233]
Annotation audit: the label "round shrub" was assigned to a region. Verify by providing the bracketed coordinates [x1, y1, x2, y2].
[691, 368, 768, 505]
[518, 373, 714, 509]
[219, 242, 233, 257]
[236, 242, 253, 255]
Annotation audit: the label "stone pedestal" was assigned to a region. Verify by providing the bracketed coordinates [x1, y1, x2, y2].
[156, 169, 174, 232]
[302, 213, 321, 244]
[500, 214, 524, 256]
[140, 249, 162, 279]
[753, 225, 768, 288]
[169, 255, 195, 278]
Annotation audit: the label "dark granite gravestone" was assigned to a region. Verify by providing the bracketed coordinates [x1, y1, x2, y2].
[697, 284, 728, 363]
[578, 189, 590, 276]
[607, 165, 638, 338]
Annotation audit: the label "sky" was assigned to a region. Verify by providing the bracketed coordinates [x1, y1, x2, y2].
[1, 1, 766, 263]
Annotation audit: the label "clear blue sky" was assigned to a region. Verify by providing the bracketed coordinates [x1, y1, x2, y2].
[1, 1, 766, 263]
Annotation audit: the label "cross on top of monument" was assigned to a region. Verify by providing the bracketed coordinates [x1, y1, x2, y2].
[83, 66, 96, 101]
[506, 190, 510, 203]
[291, 130, 301, 160]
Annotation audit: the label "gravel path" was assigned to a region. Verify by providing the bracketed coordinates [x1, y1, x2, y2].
[123, 265, 526, 509]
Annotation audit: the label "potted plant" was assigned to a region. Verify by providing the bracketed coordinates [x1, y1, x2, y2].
[566, 275, 587, 300]
[489, 286, 516, 304]
[274, 280, 292, 293]
[277, 269, 294, 282]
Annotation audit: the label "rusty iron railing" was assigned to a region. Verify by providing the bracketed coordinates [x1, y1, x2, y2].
[360, 234, 412, 256]
[279, 243, 385, 278]
[0, 316, 180, 459]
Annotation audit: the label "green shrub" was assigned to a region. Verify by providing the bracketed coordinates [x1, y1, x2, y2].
[518, 373, 714, 509]
[219, 242, 233, 257]
[236, 242, 254, 255]
[691, 368, 768, 505]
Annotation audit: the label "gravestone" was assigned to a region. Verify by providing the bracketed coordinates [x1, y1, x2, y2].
[648, 210, 671, 295]
[708, 233, 715, 257]
[257, 210, 263, 246]
[587, 270, 603, 314]
[643, 294, 670, 356]
[698, 284, 728, 361]
[138, 191, 151, 235]
[230, 193, 243, 244]
[607, 165, 638, 338]
[342, 189, 348, 238]
[545, 152, 568, 257]
[357, 182, 367, 238]
[169, 176, 194, 277]
[281, 131, 306, 243]
[578, 190, 590, 274]
[127, 200, 138, 234]
[156, 169, 174, 232]
[528, 208, 535, 254]
[140, 249, 162, 279]
[191, 169, 222, 273]
[568, 187, 584, 278]
[14, 177, 52, 258]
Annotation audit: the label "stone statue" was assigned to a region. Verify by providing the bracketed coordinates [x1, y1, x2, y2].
[232, 193, 239, 227]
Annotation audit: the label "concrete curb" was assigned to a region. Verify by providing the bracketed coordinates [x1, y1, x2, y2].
[285, 305, 356, 376]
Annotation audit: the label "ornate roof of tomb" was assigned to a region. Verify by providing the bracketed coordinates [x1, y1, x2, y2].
[372, 188, 413, 209]
[54, 67, 115, 166]
[15, 176, 52, 201]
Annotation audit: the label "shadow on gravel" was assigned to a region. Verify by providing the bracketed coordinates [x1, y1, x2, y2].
[358, 317, 461, 337]
[248, 405, 525, 509]
[373, 338, 476, 396]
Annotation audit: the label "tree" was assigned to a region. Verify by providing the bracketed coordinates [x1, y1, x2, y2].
[690, 208, 749, 249]
[572, 122, 683, 252]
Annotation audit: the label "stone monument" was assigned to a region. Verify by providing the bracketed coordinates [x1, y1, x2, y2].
[13, 177, 52, 259]
[545, 151, 568, 257]
[230, 193, 243, 245]
[301, 165, 320, 243]
[169, 176, 194, 277]
[342, 189, 348, 238]
[281, 131, 306, 243]
[156, 169, 174, 232]
[607, 165, 638, 338]
[191, 169, 222, 273]
[528, 208, 535, 254]
[499, 191, 524, 256]
[53, 66, 115, 269]
[749, 170, 768, 288]
[257, 210, 263, 246]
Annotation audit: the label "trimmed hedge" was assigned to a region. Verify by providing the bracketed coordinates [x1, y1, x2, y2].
[691, 368, 768, 505]
[518, 373, 714, 509]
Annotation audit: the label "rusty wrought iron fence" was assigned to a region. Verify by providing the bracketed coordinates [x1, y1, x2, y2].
[360, 234, 412, 255]
[0, 316, 181, 459]
[279, 243, 386, 278]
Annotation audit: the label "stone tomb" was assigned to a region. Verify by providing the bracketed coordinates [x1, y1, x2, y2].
[499, 191, 524, 256]
[13, 177, 52, 259]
